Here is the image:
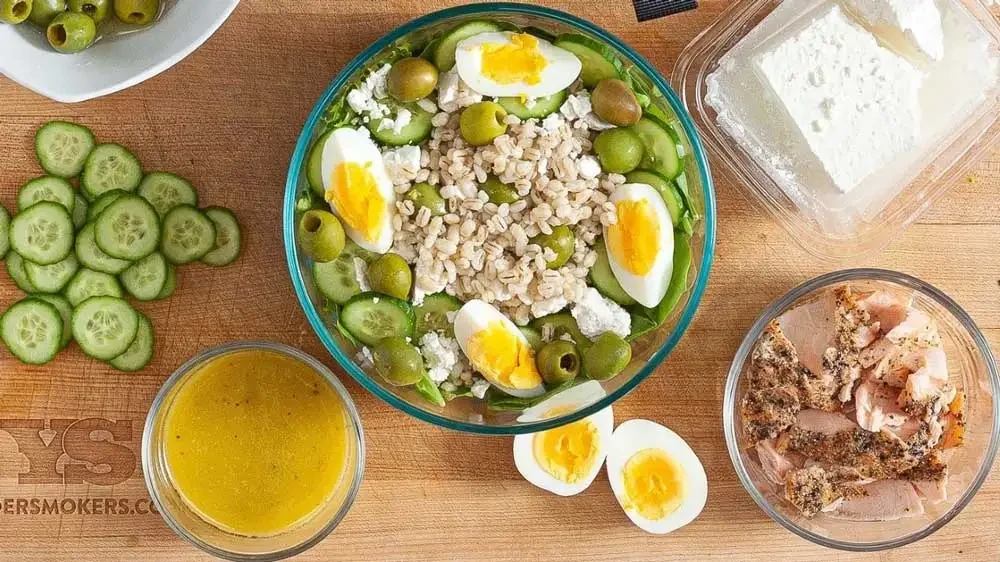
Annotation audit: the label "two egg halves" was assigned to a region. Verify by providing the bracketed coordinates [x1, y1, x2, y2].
[603, 183, 675, 308]
[453, 299, 546, 399]
[454, 31, 581, 98]
[320, 127, 396, 253]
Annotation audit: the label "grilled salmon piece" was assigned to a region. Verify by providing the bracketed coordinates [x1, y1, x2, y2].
[757, 439, 804, 485]
[784, 466, 866, 517]
[829, 479, 925, 521]
[855, 378, 908, 432]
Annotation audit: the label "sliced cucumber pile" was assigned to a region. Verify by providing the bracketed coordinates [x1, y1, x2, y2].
[365, 104, 434, 147]
[497, 91, 567, 120]
[553, 34, 622, 87]
[0, 120, 243, 372]
[340, 292, 415, 346]
[413, 292, 462, 339]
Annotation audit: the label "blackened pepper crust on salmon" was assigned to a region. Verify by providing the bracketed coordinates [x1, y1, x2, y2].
[777, 426, 919, 480]
[825, 286, 880, 402]
[742, 386, 800, 442]
[784, 466, 867, 518]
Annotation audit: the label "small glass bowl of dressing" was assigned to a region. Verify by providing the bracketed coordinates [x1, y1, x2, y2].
[142, 342, 365, 561]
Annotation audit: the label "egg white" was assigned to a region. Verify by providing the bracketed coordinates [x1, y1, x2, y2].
[603, 184, 675, 309]
[513, 403, 614, 496]
[605, 419, 707, 535]
[320, 127, 395, 253]
[453, 299, 546, 398]
[517, 380, 607, 423]
[454, 31, 582, 98]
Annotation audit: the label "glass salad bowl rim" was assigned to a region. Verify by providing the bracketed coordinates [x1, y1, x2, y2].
[282, 3, 717, 435]
[722, 268, 1000, 551]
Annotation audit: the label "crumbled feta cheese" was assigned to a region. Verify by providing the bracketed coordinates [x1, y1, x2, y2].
[531, 297, 568, 318]
[437, 68, 461, 110]
[412, 287, 426, 307]
[756, 5, 922, 194]
[572, 288, 632, 339]
[577, 155, 602, 179]
[420, 332, 462, 383]
[353, 257, 371, 292]
[847, 0, 944, 61]
[559, 93, 615, 131]
[416, 98, 438, 114]
[356, 347, 375, 369]
[346, 64, 393, 120]
[541, 113, 565, 132]
[383, 145, 421, 184]
[470, 378, 491, 399]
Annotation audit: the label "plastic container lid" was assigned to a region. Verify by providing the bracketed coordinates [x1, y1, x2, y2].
[672, 0, 1000, 260]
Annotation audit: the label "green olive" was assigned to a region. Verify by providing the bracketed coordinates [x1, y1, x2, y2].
[404, 182, 446, 216]
[0, 0, 33, 24]
[536, 340, 580, 385]
[372, 336, 425, 387]
[480, 175, 519, 205]
[388, 57, 439, 103]
[46, 12, 96, 54]
[591, 78, 642, 127]
[298, 210, 346, 263]
[27, 0, 64, 27]
[113, 0, 158, 25]
[593, 128, 644, 174]
[530, 225, 575, 269]
[459, 101, 508, 146]
[367, 253, 413, 300]
[582, 332, 632, 380]
[68, 0, 110, 24]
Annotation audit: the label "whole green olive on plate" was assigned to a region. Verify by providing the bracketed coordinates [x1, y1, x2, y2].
[367, 253, 413, 300]
[372, 337, 425, 387]
[591, 78, 642, 127]
[0, 0, 33, 25]
[536, 340, 580, 385]
[113, 0, 158, 25]
[388, 57, 439, 103]
[481, 175, 520, 205]
[460, 101, 508, 146]
[583, 332, 632, 380]
[530, 225, 575, 269]
[404, 182, 447, 216]
[593, 128, 644, 174]
[68, 0, 110, 24]
[46, 12, 96, 54]
[298, 209, 346, 263]
[27, 0, 64, 27]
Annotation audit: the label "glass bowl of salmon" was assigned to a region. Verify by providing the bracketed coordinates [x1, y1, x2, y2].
[724, 268, 999, 551]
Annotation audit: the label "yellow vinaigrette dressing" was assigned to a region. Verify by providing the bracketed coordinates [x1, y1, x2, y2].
[163, 350, 349, 537]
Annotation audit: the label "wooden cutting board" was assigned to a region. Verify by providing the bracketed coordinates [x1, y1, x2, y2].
[1, 1, 998, 561]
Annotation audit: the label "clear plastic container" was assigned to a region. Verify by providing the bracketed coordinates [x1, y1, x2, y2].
[673, 0, 1000, 260]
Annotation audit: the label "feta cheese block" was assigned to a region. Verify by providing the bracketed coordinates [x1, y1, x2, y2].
[847, 0, 945, 61]
[756, 5, 924, 194]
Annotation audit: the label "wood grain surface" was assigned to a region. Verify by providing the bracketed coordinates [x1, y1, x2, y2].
[1, 1, 998, 561]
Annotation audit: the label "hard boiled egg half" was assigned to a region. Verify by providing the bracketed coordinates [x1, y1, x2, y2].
[454, 300, 545, 398]
[603, 184, 675, 308]
[606, 420, 707, 535]
[454, 31, 581, 98]
[513, 381, 613, 496]
[321, 127, 395, 253]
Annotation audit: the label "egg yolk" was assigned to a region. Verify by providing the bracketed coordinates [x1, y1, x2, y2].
[621, 448, 685, 520]
[466, 321, 542, 390]
[480, 33, 547, 86]
[533, 418, 600, 483]
[607, 199, 660, 276]
[326, 161, 385, 243]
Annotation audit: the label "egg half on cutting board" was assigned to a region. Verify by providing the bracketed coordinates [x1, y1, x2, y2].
[603, 183, 675, 308]
[454, 31, 581, 98]
[321, 127, 396, 253]
[513, 381, 614, 496]
[453, 299, 546, 398]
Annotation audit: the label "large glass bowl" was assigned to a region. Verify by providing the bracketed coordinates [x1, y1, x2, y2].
[283, 4, 716, 434]
[723, 269, 999, 551]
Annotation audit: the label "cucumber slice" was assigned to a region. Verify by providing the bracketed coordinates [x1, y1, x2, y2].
[94, 195, 161, 260]
[119, 252, 167, 301]
[554, 34, 622, 87]
[529, 313, 591, 348]
[625, 170, 683, 227]
[155, 264, 177, 300]
[109, 313, 153, 372]
[71, 296, 138, 360]
[35, 121, 96, 179]
[414, 292, 463, 339]
[314, 255, 362, 305]
[17, 176, 75, 213]
[34, 294, 73, 348]
[137, 172, 199, 218]
[629, 116, 682, 180]
[25, 254, 79, 294]
[307, 131, 331, 197]
[642, 232, 692, 325]
[201, 207, 242, 266]
[72, 193, 89, 230]
[160, 205, 216, 265]
[6, 253, 37, 293]
[81, 143, 143, 200]
[519, 326, 544, 351]
[64, 268, 123, 307]
[522, 26, 557, 43]
[0, 204, 9, 260]
[432, 20, 504, 71]
[9, 202, 74, 265]
[497, 91, 567, 120]
[1, 298, 63, 364]
[87, 189, 126, 222]
[366, 104, 433, 146]
[588, 238, 636, 306]
[74, 223, 132, 275]
[339, 292, 415, 346]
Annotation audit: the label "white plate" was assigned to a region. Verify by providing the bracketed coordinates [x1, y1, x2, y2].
[0, 1, 240, 103]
